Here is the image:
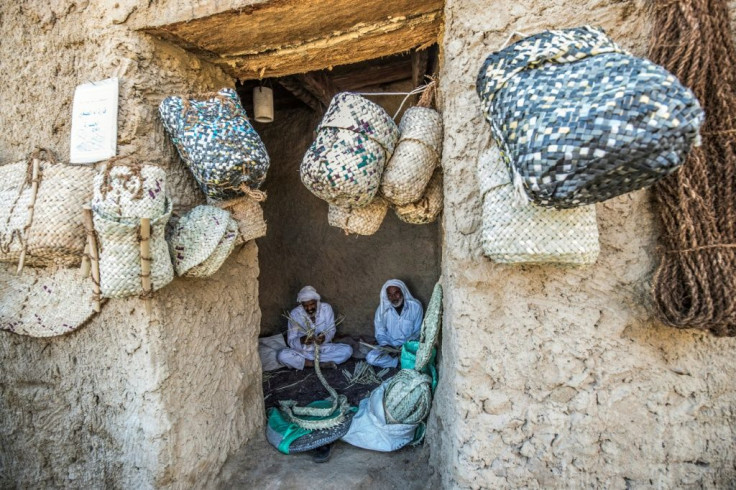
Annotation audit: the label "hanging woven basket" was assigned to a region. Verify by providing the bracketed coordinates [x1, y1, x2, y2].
[159, 88, 270, 201]
[381, 105, 443, 206]
[478, 146, 599, 265]
[328, 196, 389, 236]
[93, 160, 167, 219]
[394, 170, 443, 225]
[216, 190, 267, 244]
[0, 149, 95, 268]
[0, 266, 100, 337]
[301, 93, 399, 208]
[185, 216, 239, 278]
[94, 199, 174, 299]
[476, 26, 704, 208]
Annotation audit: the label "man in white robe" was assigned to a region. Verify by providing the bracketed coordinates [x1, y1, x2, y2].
[366, 279, 424, 369]
[277, 286, 353, 370]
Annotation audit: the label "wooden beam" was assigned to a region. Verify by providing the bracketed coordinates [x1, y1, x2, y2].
[298, 72, 339, 108]
[412, 48, 430, 88]
[277, 77, 324, 113]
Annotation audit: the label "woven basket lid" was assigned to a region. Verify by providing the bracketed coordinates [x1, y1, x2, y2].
[168, 205, 231, 276]
[0, 266, 100, 338]
[185, 217, 239, 278]
[319, 92, 400, 155]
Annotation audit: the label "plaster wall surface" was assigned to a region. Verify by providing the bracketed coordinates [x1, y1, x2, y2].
[428, 1, 736, 488]
[0, 1, 263, 488]
[255, 107, 441, 338]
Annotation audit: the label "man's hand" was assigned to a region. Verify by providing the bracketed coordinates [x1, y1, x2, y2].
[301, 336, 314, 345]
[315, 333, 326, 345]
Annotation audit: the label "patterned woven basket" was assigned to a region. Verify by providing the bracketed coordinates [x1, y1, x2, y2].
[383, 369, 433, 425]
[394, 170, 443, 225]
[478, 147, 599, 264]
[301, 93, 399, 208]
[168, 205, 232, 276]
[185, 216, 239, 278]
[93, 161, 167, 219]
[381, 107, 443, 206]
[0, 266, 100, 337]
[0, 152, 95, 267]
[94, 199, 174, 299]
[476, 26, 704, 208]
[328, 196, 388, 236]
[216, 193, 267, 244]
[159, 88, 270, 201]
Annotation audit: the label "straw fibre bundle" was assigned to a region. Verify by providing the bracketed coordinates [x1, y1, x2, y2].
[649, 0, 736, 336]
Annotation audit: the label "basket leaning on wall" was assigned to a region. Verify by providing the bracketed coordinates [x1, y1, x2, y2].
[301, 92, 400, 208]
[0, 149, 95, 268]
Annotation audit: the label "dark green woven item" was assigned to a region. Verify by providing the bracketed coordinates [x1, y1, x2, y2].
[476, 26, 704, 208]
[266, 400, 356, 454]
[159, 88, 270, 201]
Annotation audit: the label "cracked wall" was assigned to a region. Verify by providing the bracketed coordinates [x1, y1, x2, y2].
[428, 0, 736, 488]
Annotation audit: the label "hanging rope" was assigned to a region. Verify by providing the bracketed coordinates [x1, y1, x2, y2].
[649, 0, 736, 336]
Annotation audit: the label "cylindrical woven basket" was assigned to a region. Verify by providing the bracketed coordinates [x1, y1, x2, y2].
[217, 194, 267, 244]
[0, 154, 95, 268]
[328, 196, 389, 236]
[167, 205, 232, 276]
[93, 162, 167, 219]
[394, 170, 443, 225]
[301, 93, 399, 208]
[185, 217, 239, 278]
[383, 369, 433, 425]
[94, 199, 174, 299]
[478, 147, 600, 264]
[381, 107, 443, 206]
[0, 265, 100, 337]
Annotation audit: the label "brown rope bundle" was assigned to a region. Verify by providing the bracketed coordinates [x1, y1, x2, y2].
[649, 0, 736, 336]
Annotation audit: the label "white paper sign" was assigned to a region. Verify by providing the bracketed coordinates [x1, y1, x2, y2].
[70, 77, 119, 164]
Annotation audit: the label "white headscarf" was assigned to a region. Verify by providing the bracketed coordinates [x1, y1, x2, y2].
[296, 285, 321, 304]
[377, 279, 417, 323]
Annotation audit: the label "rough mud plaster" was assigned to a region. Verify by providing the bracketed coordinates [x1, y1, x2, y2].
[0, 2, 262, 488]
[427, 1, 736, 488]
[255, 106, 441, 338]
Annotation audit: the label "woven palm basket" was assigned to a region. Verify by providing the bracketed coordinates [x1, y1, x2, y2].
[383, 369, 433, 425]
[0, 156, 95, 267]
[328, 196, 389, 236]
[478, 147, 599, 264]
[381, 107, 443, 206]
[167, 205, 231, 276]
[0, 265, 100, 337]
[217, 194, 267, 244]
[93, 162, 167, 219]
[94, 199, 174, 298]
[185, 217, 239, 278]
[394, 170, 443, 225]
[476, 26, 704, 208]
[301, 93, 399, 208]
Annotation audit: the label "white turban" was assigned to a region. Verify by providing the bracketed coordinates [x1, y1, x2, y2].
[297, 285, 321, 303]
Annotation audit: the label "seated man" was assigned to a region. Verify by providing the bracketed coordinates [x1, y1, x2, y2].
[366, 279, 423, 369]
[277, 285, 353, 370]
